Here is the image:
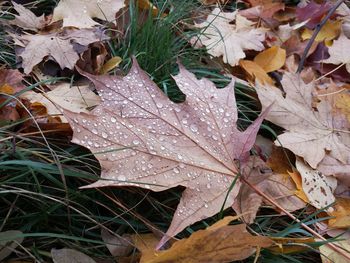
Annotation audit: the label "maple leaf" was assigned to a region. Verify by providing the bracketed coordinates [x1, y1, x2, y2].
[194, 8, 266, 66]
[52, 0, 125, 28]
[322, 33, 350, 73]
[11, 28, 109, 74]
[254, 73, 350, 173]
[136, 216, 272, 263]
[20, 83, 100, 123]
[62, 58, 269, 246]
[10, 1, 48, 31]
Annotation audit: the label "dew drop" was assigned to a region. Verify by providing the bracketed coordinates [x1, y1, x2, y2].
[219, 108, 224, 113]
[177, 154, 183, 160]
[92, 128, 98, 135]
[212, 134, 218, 141]
[206, 183, 211, 189]
[190, 124, 198, 133]
[118, 175, 126, 181]
[173, 167, 180, 174]
[204, 203, 209, 208]
[182, 119, 188, 125]
[133, 140, 140, 145]
[111, 116, 117, 123]
[156, 102, 163, 109]
[101, 131, 108, 138]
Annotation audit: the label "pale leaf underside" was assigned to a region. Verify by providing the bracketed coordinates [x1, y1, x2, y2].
[63, 58, 267, 245]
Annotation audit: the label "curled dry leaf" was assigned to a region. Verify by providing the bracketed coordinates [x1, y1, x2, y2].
[327, 197, 350, 228]
[254, 72, 350, 174]
[20, 83, 100, 122]
[51, 248, 96, 263]
[62, 58, 269, 247]
[10, 1, 48, 31]
[194, 8, 266, 66]
[11, 28, 109, 74]
[52, 0, 125, 28]
[137, 216, 272, 263]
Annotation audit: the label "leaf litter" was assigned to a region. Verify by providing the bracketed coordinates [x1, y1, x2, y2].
[2, 0, 350, 262]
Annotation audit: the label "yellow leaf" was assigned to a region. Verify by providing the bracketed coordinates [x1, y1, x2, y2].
[288, 171, 310, 203]
[328, 198, 350, 228]
[239, 60, 274, 85]
[254, 46, 286, 72]
[301, 20, 341, 42]
[100, 56, 122, 74]
[334, 93, 350, 123]
[268, 237, 315, 254]
[136, 217, 272, 263]
[0, 84, 15, 95]
[320, 240, 350, 263]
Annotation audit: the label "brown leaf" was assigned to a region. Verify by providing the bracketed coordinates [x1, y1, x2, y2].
[327, 197, 350, 228]
[52, 0, 125, 28]
[137, 217, 272, 263]
[11, 28, 109, 74]
[239, 60, 274, 85]
[268, 237, 315, 254]
[0, 69, 25, 93]
[194, 8, 266, 66]
[20, 83, 100, 122]
[10, 1, 48, 31]
[233, 157, 305, 223]
[62, 58, 269, 246]
[51, 248, 96, 263]
[255, 72, 350, 174]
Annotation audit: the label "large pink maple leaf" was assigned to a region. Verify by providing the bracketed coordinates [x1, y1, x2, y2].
[63, 58, 268, 247]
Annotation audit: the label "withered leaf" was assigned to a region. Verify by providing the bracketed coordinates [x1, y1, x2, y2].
[63, 58, 269, 246]
[255, 72, 350, 173]
[137, 216, 272, 263]
[10, 1, 47, 31]
[11, 28, 109, 74]
[52, 0, 125, 28]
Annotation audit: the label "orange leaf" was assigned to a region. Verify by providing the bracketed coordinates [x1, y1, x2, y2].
[239, 60, 274, 85]
[301, 20, 341, 42]
[288, 170, 309, 203]
[136, 217, 272, 263]
[328, 198, 350, 228]
[254, 46, 286, 72]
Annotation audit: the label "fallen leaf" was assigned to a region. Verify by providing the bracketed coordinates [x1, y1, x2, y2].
[52, 0, 125, 28]
[319, 239, 350, 263]
[301, 20, 341, 42]
[137, 216, 272, 263]
[0, 69, 25, 93]
[253, 46, 286, 72]
[239, 60, 274, 85]
[0, 230, 24, 261]
[62, 58, 269, 246]
[327, 197, 350, 228]
[268, 237, 315, 254]
[101, 229, 133, 257]
[240, 0, 285, 21]
[233, 157, 305, 223]
[334, 93, 350, 123]
[322, 33, 350, 74]
[10, 1, 47, 31]
[254, 72, 350, 171]
[296, 1, 332, 29]
[20, 83, 100, 122]
[295, 158, 337, 210]
[100, 56, 122, 74]
[51, 248, 96, 263]
[11, 28, 109, 74]
[194, 8, 266, 66]
[288, 170, 309, 203]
